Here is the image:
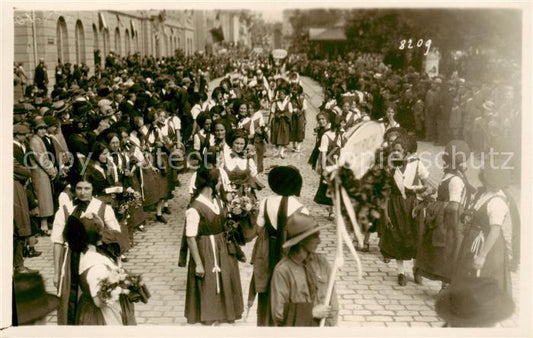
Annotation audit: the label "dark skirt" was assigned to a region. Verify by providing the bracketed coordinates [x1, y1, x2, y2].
[127, 171, 147, 229]
[453, 226, 512, 296]
[308, 147, 320, 170]
[76, 293, 136, 325]
[141, 167, 166, 207]
[184, 232, 244, 324]
[271, 117, 291, 146]
[76, 293, 106, 325]
[290, 111, 306, 142]
[379, 194, 418, 260]
[415, 201, 463, 283]
[14, 180, 31, 237]
[313, 180, 333, 206]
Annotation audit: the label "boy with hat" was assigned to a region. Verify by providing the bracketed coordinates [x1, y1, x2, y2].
[269, 212, 338, 326]
[249, 166, 309, 326]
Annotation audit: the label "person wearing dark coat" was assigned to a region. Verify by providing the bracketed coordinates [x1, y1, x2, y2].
[34, 58, 48, 95]
[13, 124, 39, 274]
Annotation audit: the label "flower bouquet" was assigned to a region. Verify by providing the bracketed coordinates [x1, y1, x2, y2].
[224, 194, 259, 261]
[97, 268, 151, 306]
[115, 187, 143, 221]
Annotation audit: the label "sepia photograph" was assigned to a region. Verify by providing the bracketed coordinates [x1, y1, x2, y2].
[1, 1, 531, 336]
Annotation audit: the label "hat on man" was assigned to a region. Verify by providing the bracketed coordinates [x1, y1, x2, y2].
[435, 277, 514, 327]
[268, 166, 303, 197]
[32, 116, 47, 130]
[282, 212, 326, 249]
[39, 107, 50, 116]
[52, 100, 65, 110]
[13, 124, 30, 135]
[98, 99, 112, 108]
[43, 115, 58, 127]
[14, 272, 60, 325]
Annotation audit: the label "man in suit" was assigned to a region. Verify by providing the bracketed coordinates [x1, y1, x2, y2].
[13, 124, 40, 274]
[51, 178, 122, 325]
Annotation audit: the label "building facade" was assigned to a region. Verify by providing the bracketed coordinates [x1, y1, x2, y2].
[14, 10, 203, 89]
[14, 9, 258, 92]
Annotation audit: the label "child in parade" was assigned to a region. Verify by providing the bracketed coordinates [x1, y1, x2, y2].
[269, 212, 338, 326]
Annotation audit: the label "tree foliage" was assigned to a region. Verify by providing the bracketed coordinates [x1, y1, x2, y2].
[344, 9, 521, 59]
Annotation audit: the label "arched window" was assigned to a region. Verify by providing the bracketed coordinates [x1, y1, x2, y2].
[102, 28, 110, 57]
[75, 20, 86, 64]
[114, 27, 121, 56]
[125, 29, 130, 55]
[56, 17, 69, 62]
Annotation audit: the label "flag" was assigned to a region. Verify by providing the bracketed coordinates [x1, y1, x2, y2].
[210, 11, 224, 42]
[210, 26, 224, 42]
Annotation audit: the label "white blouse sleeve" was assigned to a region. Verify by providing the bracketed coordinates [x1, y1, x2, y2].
[193, 134, 201, 151]
[319, 134, 330, 152]
[104, 205, 121, 232]
[487, 197, 509, 226]
[248, 158, 258, 177]
[185, 208, 201, 237]
[86, 264, 109, 298]
[417, 160, 430, 180]
[448, 176, 465, 203]
[219, 169, 232, 193]
[287, 102, 293, 113]
[256, 198, 267, 228]
[188, 172, 197, 195]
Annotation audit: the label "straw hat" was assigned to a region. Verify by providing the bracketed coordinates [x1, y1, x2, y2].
[32, 116, 47, 129]
[282, 212, 327, 249]
[13, 124, 30, 135]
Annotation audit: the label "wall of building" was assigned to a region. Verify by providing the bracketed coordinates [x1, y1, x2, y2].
[14, 9, 199, 92]
[14, 9, 258, 94]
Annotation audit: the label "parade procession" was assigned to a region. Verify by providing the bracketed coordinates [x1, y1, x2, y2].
[6, 4, 529, 334]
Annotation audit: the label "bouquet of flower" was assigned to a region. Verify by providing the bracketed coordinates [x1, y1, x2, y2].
[96, 268, 130, 306]
[227, 194, 257, 219]
[224, 193, 259, 257]
[96, 267, 151, 306]
[254, 125, 269, 144]
[115, 187, 143, 217]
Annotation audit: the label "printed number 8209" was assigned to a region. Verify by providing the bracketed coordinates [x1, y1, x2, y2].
[399, 39, 432, 56]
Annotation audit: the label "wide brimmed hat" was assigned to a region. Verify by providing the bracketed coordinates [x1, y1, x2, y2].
[283, 212, 326, 249]
[14, 272, 60, 324]
[268, 165, 303, 196]
[32, 116, 47, 129]
[43, 115, 58, 127]
[435, 277, 515, 327]
[13, 124, 30, 135]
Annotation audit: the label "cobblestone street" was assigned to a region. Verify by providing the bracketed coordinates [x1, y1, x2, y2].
[25, 76, 520, 328]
